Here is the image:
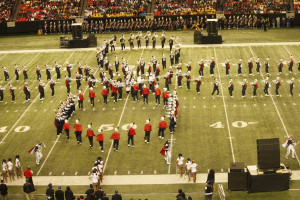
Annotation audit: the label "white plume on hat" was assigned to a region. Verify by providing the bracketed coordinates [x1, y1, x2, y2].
[146, 119, 150, 124]
[76, 119, 79, 124]
[114, 128, 118, 132]
[65, 120, 68, 123]
[88, 124, 92, 129]
[160, 117, 164, 121]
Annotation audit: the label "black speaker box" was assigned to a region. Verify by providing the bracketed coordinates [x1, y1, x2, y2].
[193, 31, 202, 44]
[228, 172, 248, 191]
[257, 138, 280, 169]
[72, 25, 83, 40]
[87, 34, 97, 47]
[230, 162, 245, 172]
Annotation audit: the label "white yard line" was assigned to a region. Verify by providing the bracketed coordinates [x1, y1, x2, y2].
[249, 46, 300, 166]
[1, 42, 300, 54]
[37, 52, 94, 176]
[283, 45, 293, 57]
[0, 53, 7, 61]
[214, 47, 236, 163]
[103, 48, 145, 174]
[3, 52, 41, 89]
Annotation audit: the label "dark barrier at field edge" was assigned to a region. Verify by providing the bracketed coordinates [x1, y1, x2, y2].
[0, 14, 299, 35]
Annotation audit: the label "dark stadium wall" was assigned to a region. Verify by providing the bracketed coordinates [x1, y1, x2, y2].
[0, 14, 299, 35]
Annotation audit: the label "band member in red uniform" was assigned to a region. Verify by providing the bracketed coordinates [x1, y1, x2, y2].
[89, 87, 96, 110]
[86, 124, 95, 148]
[101, 86, 109, 104]
[74, 119, 83, 144]
[142, 84, 150, 104]
[96, 129, 104, 152]
[78, 90, 84, 109]
[158, 116, 168, 139]
[155, 85, 161, 106]
[110, 128, 120, 151]
[127, 123, 136, 147]
[144, 119, 152, 143]
[162, 88, 169, 108]
[62, 119, 70, 140]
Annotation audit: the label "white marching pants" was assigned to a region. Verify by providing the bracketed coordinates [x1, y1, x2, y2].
[35, 152, 43, 164]
[286, 145, 295, 158]
[165, 151, 171, 165]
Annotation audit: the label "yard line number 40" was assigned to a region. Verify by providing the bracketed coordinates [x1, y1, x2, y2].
[210, 121, 258, 128]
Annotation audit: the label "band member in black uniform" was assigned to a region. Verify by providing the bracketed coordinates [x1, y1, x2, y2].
[36, 65, 41, 80]
[46, 65, 51, 81]
[15, 65, 19, 82]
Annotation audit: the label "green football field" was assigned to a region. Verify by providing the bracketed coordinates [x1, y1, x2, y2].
[1, 29, 300, 199]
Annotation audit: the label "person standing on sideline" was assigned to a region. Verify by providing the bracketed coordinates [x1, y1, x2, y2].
[23, 179, 35, 200]
[242, 79, 247, 98]
[111, 128, 120, 151]
[158, 116, 168, 139]
[15, 155, 23, 179]
[0, 180, 8, 200]
[204, 181, 213, 200]
[112, 190, 122, 200]
[128, 123, 136, 147]
[46, 183, 54, 200]
[24, 166, 35, 191]
[211, 79, 219, 98]
[74, 119, 83, 145]
[55, 186, 64, 200]
[283, 136, 298, 159]
[64, 186, 74, 200]
[160, 141, 171, 165]
[185, 158, 192, 182]
[78, 90, 84, 110]
[176, 154, 185, 177]
[7, 158, 15, 182]
[289, 77, 295, 96]
[85, 184, 95, 200]
[191, 160, 198, 184]
[86, 124, 95, 148]
[62, 120, 70, 141]
[96, 129, 104, 152]
[144, 119, 152, 143]
[207, 169, 215, 189]
[89, 87, 96, 110]
[1, 160, 7, 183]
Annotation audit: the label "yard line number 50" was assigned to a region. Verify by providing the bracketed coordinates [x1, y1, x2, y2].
[210, 121, 254, 128]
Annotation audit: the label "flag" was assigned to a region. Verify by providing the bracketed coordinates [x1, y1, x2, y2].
[160, 145, 166, 155]
[282, 138, 291, 148]
[28, 145, 37, 154]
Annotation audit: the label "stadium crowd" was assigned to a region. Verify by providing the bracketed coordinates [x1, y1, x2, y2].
[0, 0, 15, 22]
[85, 0, 149, 18]
[17, 0, 80, 22]
[221, 0, 291, 14]
[153, 0, 217, 16]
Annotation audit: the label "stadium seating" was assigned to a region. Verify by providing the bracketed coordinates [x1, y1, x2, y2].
[222, 0, 289, 14]
[0, 0, 15, 22]
[17, 0, 80, 22]
[153, 0, 217, 16]
[85, 0, 148, 18]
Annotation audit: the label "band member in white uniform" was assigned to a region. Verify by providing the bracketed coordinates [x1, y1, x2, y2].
[35, 142, 46, 165]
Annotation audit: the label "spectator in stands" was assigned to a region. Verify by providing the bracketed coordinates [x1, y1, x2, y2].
[55, 186, 64, 200]
[112, 190, 122, 200]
